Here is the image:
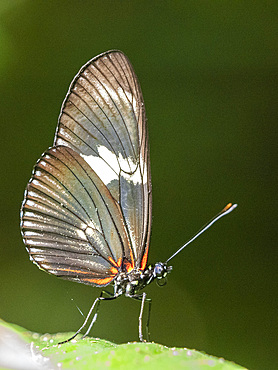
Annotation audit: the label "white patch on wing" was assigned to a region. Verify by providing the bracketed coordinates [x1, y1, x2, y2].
[81, 145, 140, 183]
[121, 165, 142, 185]
[76, 229, 87, 240]
[98, 146, 120, 172]
[80, 137, 145, 187]
[80, 147, 119, 186]
[121, 155, 147, 185]
[85, 226, 95, 237]
[118, 152, 137, 173]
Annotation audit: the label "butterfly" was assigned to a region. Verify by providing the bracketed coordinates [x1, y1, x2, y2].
[20, 50, 237, 342]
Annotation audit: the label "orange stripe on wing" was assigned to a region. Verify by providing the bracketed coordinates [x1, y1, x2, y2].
[86, 276, 115, 285]
[57, 268, 94, 275]
[128, 245, 135, 270]
[108, 256, 122, 268]
[110, 266, 118, 275]
[140, 245, 149, 270]
[107, 256, 122, 275]
[108, 256, 117, 267]
[116, 257, 122, 267]
[56, 267, 118, 286]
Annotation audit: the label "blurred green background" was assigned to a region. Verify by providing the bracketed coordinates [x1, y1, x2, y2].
[0, 2, 277, 369]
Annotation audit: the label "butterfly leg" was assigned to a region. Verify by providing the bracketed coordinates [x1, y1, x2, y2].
[82, 291, 117, 338]
[58, 290, 116, 344]
[145, 294, 152, 342]
[132, 292, 152, 342]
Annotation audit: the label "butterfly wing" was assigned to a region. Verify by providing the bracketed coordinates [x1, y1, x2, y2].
[54, 50, 152, 269]
[21, 145, 131, 286]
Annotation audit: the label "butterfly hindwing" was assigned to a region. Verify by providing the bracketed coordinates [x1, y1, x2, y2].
[21, 145, 131, 286]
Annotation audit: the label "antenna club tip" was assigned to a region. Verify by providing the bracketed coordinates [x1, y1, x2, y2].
[223, 203, 238, 213]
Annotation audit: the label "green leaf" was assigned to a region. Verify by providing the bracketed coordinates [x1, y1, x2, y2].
[0, 319, 247, 370]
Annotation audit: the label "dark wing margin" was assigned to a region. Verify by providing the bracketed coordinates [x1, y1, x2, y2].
[21, 145, 131, 286]
[54, 50, 152, 269]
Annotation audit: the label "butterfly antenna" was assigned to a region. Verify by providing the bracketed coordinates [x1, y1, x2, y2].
[165, 203, 237, 263]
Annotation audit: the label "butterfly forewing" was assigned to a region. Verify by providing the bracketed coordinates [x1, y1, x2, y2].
[54, 50, 151, 268]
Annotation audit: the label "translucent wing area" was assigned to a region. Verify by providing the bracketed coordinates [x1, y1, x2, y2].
[55, 50, 152, 267]
[21, 146, 131, 286]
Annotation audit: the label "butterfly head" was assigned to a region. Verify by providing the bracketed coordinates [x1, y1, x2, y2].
[153, 262, 172, 287]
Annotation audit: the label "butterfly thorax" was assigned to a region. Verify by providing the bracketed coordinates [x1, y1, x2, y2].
[113, 262, 172, 298]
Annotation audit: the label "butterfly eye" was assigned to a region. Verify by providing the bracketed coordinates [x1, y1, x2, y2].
[154, 262, 167, 279]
